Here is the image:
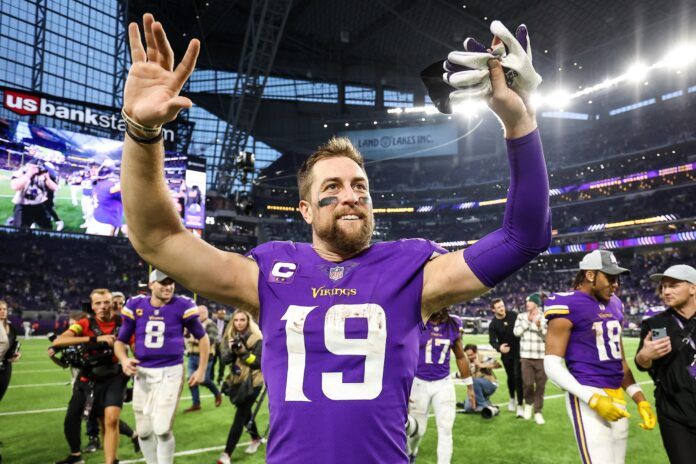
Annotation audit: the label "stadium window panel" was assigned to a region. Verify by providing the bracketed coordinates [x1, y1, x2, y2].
[541, 111, 590, 120]
[608, 98, 656, 116]
[660, 90, 683, 101]
[384, 89, 414, 107]
[688, 85, 696, 93]
[263, 75, 338, 103]
[345, 85, 376, 106]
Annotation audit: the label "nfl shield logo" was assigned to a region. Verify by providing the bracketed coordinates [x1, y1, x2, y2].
[329, 266, 344, 281]
[154, 309, 160, 316]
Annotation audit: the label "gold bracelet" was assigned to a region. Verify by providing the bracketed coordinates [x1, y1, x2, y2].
[121, 108, 162, 134]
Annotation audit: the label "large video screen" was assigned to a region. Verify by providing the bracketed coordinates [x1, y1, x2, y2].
[0, 117, 204, 236]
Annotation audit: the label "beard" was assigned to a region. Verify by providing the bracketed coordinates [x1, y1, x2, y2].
[315, 213, 374, 255]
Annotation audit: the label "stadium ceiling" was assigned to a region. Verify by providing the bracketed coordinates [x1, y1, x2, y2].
[125, 0, 693, 95]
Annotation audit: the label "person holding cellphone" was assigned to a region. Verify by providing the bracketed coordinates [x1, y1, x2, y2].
[636, 265, 696, 464]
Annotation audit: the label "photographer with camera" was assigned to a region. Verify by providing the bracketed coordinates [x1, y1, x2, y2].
[10, 159, 58, 229]
[217, 309, 264, 464]
[51, 289, 124, 464]
[636, 265, 696, 464]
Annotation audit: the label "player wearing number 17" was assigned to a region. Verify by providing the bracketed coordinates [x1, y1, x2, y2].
[120, 14, 551, 464]
[544, 250, 657, 464]
[114, 270, 211, 464]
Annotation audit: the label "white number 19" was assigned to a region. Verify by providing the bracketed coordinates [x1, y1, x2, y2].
[282, 303, 387, 402]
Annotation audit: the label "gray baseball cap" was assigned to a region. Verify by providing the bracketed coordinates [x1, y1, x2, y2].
[579, 250, 630, 276]
[650, 265, 696, 284]
[149, 269, 171, 283]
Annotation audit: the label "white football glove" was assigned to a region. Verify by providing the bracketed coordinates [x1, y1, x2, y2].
[489, 21, 542, 94]
[444, 37, 494, 100]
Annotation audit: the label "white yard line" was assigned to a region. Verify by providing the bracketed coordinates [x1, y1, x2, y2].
[8, 382, 68, 388]
[0, 394, 215, 415]
[11, 369, 66, 374]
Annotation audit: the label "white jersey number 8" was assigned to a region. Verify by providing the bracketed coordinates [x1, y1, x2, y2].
[144, 320, 166, 349]
[282, 303, 387, 402]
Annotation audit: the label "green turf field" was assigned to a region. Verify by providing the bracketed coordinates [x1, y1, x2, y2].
[0, 336, 668, 464]
[0, 169, 86, 233]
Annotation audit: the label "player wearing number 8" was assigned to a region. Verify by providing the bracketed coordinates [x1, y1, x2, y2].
[114, 270, 211, 464]
[544, 250, 657, 464]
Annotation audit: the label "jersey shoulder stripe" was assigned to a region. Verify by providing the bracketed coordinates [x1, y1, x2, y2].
[121, 307, 135, 320]
[183, 307, 199, 319]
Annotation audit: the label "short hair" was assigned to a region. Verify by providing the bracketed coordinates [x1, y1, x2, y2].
[297, 137, 366, 201]
[111, 292, 125, 300]
[464, 344, 478, 352]
[90, 288, 111, 302]
[0, 299, 7, 308]
[490, 298, 503, 309]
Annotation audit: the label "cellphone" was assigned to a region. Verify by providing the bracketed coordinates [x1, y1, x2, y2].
[651, 327, 667, 340]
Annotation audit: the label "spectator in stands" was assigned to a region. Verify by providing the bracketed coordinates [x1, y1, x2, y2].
[635, 265, 696, 463]
[488, 298, 523, 416]
[514, 293, 548, 425]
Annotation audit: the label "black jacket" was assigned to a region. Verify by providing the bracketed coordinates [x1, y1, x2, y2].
[488, 311, 520, 358]
[637, 308, 696, 428]
[1, 321, 19, 367]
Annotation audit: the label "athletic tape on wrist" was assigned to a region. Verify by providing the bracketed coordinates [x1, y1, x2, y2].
[625, 383, 643, 398]
[461, 376, 473, 386]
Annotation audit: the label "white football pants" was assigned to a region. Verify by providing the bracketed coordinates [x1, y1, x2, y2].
[133, 363, 184, 464]
[565, 387, 629, 464]
[407, 376, 456, 464]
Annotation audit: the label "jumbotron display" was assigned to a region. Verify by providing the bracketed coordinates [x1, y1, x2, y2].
[0, 117, 204, 236]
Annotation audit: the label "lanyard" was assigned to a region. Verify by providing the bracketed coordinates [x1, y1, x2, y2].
[672, 315, 696, 351]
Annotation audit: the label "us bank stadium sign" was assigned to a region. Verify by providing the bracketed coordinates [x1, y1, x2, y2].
[339, 122, 458, 159]
[1, 87, 178, 143]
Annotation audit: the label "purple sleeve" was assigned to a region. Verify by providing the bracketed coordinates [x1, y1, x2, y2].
[117, 315, 135, 344]
[463, 129, 551, 287]
[184, 315, 206, 340]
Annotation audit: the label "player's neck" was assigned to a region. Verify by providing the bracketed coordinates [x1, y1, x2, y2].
[311, 238, 367, 262]
[149, 295, 172, 308]
[495, 312, 506, 320]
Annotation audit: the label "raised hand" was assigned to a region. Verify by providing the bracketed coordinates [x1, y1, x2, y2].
[123, 13, 200, 128]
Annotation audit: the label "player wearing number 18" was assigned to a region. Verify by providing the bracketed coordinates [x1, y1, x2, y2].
[120, 14, 551, 464]
[544, 250, 657, 464]
[114, 270, 211, 464]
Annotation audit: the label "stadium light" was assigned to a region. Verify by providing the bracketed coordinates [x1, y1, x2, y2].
[626, 62, 649, 82]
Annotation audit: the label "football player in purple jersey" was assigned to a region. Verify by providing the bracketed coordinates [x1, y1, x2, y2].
[406, 309, 474, 464]
[119, 14, 550, 464]
[544, 250, 657, 464]
[114, 270, 210, 464]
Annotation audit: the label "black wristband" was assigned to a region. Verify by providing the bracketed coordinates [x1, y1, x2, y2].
[89, 336, 97, 343]
[125, 124, 163, 144]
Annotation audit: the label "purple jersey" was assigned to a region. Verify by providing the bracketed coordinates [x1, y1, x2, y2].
[544, 291, 624, 389]
[415, 315, 462, 381]
[118, 294, 205, 368]
[93, 177, 122, 228]
[250, 239, 446, 464]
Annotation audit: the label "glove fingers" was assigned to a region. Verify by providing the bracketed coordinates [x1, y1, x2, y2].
[450, 84, 491, 103]
[490, 20, 525, 56]
[515, 24, 529, 52]
[463, 37, 487, 53]
[445, 69, 489, 88]
[447, 51, 494, 70]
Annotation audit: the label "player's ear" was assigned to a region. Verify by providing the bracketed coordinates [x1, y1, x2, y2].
[299, 199, 313, 224]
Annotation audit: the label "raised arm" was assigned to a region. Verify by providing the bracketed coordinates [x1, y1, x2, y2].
[121, 14, 258, 312]
[421, 28, 550, 318]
